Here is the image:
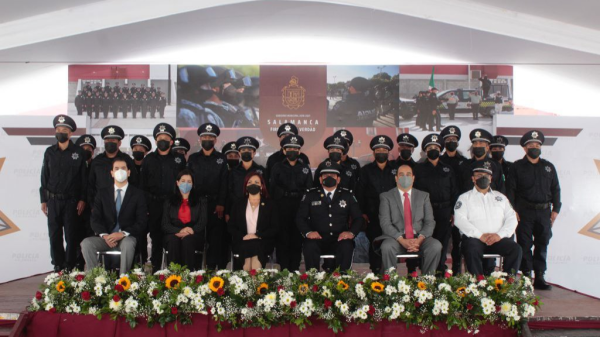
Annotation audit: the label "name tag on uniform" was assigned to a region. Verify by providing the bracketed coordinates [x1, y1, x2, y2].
[311, 201, 322, 206]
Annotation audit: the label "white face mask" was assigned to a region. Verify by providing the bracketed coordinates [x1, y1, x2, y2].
[114, 169, 128, 183]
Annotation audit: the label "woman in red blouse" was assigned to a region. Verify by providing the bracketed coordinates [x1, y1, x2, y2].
[161, 169, 206, 270]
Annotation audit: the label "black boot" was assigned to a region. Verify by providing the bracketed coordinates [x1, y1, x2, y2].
[534, 272, 552, 290]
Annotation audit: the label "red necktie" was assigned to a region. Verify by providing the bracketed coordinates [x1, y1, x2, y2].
[403, 192, 414, 239]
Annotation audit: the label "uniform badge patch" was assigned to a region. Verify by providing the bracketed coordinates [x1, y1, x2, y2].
[545, 166, 552, 173]
[454, 201, 462, 210]
[302, 167, 309, 174]
[346, 171, 352, 177]
[216, 158, 224, 165]
[175, 157, 182, 164]
[443, 167, 450, 173]
[72, 153, 79, 160]
[391, 169, 397, 175]
[256, 169, 263, 175]
[339, 200, 347, 208]
[495, 196, 503, 201]
[311, 201, 322, 206]
[351, 164, 357, 170]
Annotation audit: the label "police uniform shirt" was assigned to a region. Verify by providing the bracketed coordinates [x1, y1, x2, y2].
[506, 156, 561, 213]
[454, 188, 518, 239]
[342, 156, 361, 177]
[265, 149, 309, 179]
[413, 160, 458, 205]
[296, 187, 363, 238]
[40, 141, 87, 203]
[140, 151, 187, 198]
[268, 159, 313, 199]
[187, 149, 228, 206]
[356, 161, 398, 215]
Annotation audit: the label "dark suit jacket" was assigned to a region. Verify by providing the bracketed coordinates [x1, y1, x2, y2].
[91, 184, 147, 240]
[228, 197, 279, 244]
[161, 196, 206, 235]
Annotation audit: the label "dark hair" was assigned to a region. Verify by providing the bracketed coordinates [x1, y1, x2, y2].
[170, 169, 198, 206]
[242, 171, 269, 199]
[112, 157, 128, 169]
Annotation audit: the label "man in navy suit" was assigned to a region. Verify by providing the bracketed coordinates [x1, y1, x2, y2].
[81, 157, 147, 273]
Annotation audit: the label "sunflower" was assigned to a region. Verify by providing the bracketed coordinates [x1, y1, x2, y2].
[371, 282, 385, 293]
[337, 280, 349, 291]
[209, 276, 225, 292]
[118, 276, 131, 291]
[495, 278, 504, 290]
[417, 282, 427, 290]
[56, 281, 66, 293]
[456, 287, 467, 298]
[298, 284, 309, 295]
[165, 275, 182, 289]
[257, 283, 268, 295]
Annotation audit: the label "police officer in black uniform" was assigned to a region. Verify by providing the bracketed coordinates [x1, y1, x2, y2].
[177, 65, 225, 129]
[228, 137, 266, 215]
[313, 136, 358, 192]
[490, 135, 513, 177]
[222, 141, 240, 170]
[265, 123, 310, 180]
[507, 130, 560, 290]
[172, 138, 191, 156]
[414, 133, 459, 273]
[186, 123, 228, 269]
[328, 77, 377, 127]
[141, 123, 187, 271]
[427, 88, 442, 132]
[459, 129, 505, 194]
[40, 115, 87, 272]
[356, 135, 397, 274]
[395, 133, 418, 168]
[269, 135, 313, 271]
[75, 91, 84, 116]
[130, 135, 152, 174]
[73, 134, 97, 269]
[333, 129, 361, 178]
[296, 160, 364, 271]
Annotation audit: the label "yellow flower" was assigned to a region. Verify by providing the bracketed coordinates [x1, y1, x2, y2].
[456, 287, 467, 298]
[209, 276, 224, 292]
[165, 275, 182, 289]
[495, 278, 504, 290]
[257, 283, 268, 295]
[56, 281, 66, 293]
[417, 282, 427, 290]
[118, 276, 131, 291]
[298, 284, 309, 295]
[337, 280, 349, 291]
[371, 282, 385, 293]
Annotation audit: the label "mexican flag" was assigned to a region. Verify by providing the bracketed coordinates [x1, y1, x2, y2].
[428, 66, 435, 89]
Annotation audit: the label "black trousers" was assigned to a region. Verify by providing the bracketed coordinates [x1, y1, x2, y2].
[427, 110, 441, 131]
[303, 236, 354, 272]
[47, 198, 78, 269]
[164, 233, 204, 270]
[462, 236, 522, 275]
[76, 106, 82, 115]
[275, 197, 303, 271]
[471, 104, 480, 120]
[206, 200, 229, 269]
[431, 207, 453, 273]
[516, 208, 552, 274]
[450, 226, 462, 273]
[148, 198, 165, 272]
[447, 104, 457, 120]
[365, 212, 382, 273]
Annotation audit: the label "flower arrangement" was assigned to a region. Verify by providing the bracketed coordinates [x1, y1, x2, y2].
[29, 265, 540, 334]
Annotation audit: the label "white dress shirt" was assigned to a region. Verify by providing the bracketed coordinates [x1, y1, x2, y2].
[454, 188, 518, 239]
[397, 188, 412, 209]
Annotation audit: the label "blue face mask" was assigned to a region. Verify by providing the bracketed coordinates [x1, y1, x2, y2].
[179, 182, 192, 194]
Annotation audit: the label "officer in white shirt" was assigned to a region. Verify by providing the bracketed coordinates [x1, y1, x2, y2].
[454, 160, 522, 275]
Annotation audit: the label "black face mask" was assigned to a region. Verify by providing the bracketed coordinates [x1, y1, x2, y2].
[201, 140, 214, 151]
[491, 151, 504, 161]
[223, 85, 243, 105]
[104, 142, 118, 154]
[196, 88, 214, 102]
[445, 141, 458, 152]
[246, 184, 261, 195]
[527, 148, 541, 159]
[84, 150, 93, 161]
[427, 149, 440, 160]
[286, 150, 299, 161]
[157, 140, 171, 152]
[374, 153, 388, 163]
[400, 149, 412, 161]
[241, 152, 253, 162]
[322, 176, 337, 188]
[475, 176, 491, 189]
[227, 159, 240, 168]
[132, 151, 145, 161]
[329, 152, 342, 162]
[55, 132, 69, 144]
[472, 147, 486, 158]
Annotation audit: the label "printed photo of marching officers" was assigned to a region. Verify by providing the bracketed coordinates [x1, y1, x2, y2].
[176, 65, 259, 129]
[327, 65, 400, 128]
[68, 65, 174, 130]
[398, 65, 514, 132]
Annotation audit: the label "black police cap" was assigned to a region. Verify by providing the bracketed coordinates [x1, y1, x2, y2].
[153, 123, 176, 140]
[397, 133, 418, 148]
[75, 134, 96, 149]
[324, 135, 347, 150]
[491, 135, 509, 148]
[473, 160, 494, 175]
[440, 125, 462, 140]
[469, 129, 493, 143]
[334, 129, 354, 146]
[520, 130, 545, 147]
[318, 160, 342, 176]
[197, 123, 220, 137]
[222, 141, 239, 155]
[421, 133, 444, 152]
[277, 123, 298, 137]
[101, 125, 125, 140]
[53, 114, 77, 132]
[280, 135, 304, 148]
[236, 136, 260, 150]
[172, 138, 191, 153]
[130, 135, 152, 151]
[370, 135, 394, 151]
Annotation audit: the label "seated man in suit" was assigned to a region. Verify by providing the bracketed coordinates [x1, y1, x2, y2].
[81, 157, 147, 273]
[377, 164, 442, 275]
[454, 160, 522, 275]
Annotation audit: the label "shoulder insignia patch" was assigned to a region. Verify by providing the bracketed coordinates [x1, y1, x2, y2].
[454, 201, 462, 210]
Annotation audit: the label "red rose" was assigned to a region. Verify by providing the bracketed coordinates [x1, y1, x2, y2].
[383, 274, 390, 281]
[495, 306, 501, 312]
[35, 291, 42, 300]
[290, 301, 297, 308]
[324, 299, 332, 309]
[414, 302, 421, 308]
[114, 284, 124, 293]
[312, 285, 319, 292]
[247, 301, 254, 308]
[58, 271, 63, 276]
[300, 273, 308, 281]
[359, 281, 364, 285]
[333, 272, 341, 278]
[516, 301, 522, 306]
[410, 271, 418, 278]
[81, 291, 91, 301]
[277, 286, 284, 292]
[533, 300, 539, 306]
[217, 288, 225, 296]
[444, 272, 452, 279]
[171, 307, 178, 315]
[159, 275, 166, 282]
[49, 307, 57, 313]
[368, 305, 375, 315]
[195, 275, 203, 284]
[508, 277, 515, 284]
[477, 274, 485, 281]
[76, 274, 85, 282]
[113, 295, 121, 302]
[250, 269, 257, 276]
[466, 303, 473, 311]
[152, 289, 159, 297]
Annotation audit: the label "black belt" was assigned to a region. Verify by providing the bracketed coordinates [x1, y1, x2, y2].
[520, 201, 551, 210]
[46, 191, 73, 200]
[283, 191, 302, 198]
[431, 201, 453, 210]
